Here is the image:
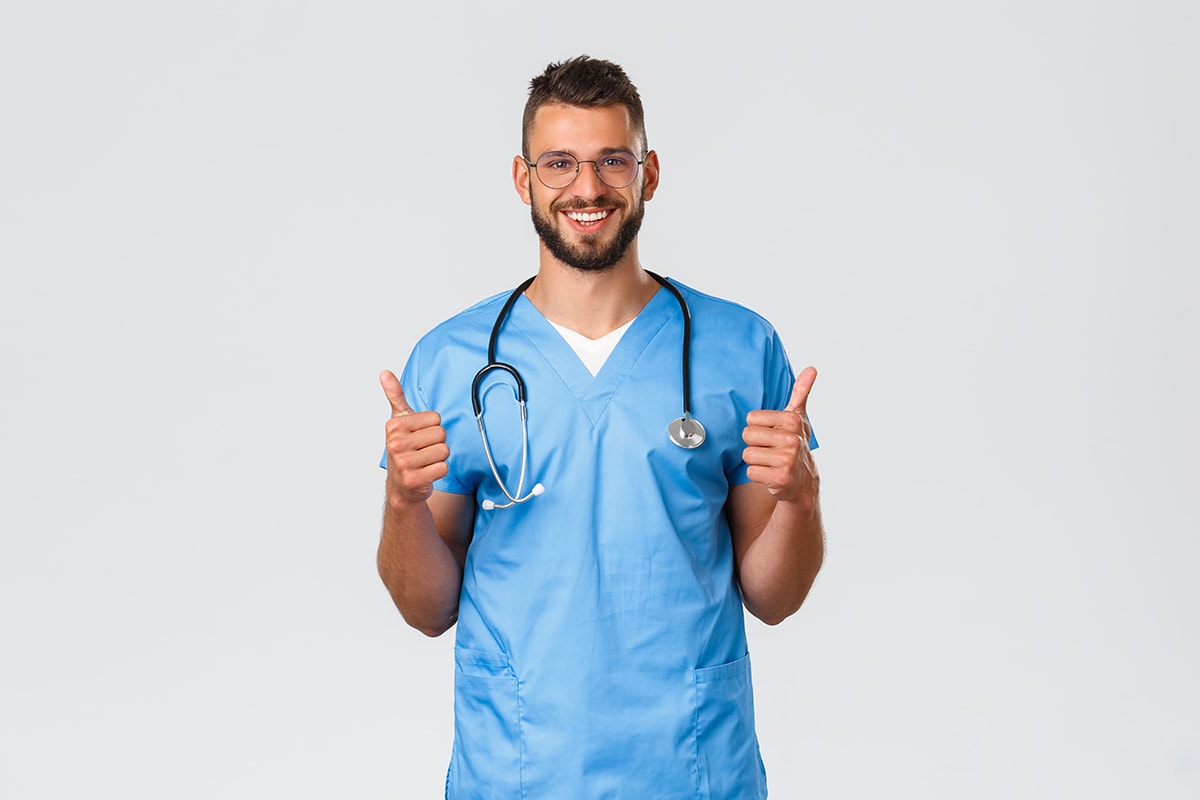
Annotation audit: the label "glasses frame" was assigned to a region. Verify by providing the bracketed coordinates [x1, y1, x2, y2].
[523, 150, 647, 190]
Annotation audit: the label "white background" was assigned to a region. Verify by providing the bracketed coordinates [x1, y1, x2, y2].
[2, 1, 1197, 797]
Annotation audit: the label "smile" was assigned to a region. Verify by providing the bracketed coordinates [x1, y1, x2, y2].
[564, 209, 611, 225]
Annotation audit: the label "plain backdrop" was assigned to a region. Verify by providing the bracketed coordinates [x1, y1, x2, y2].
[2, 1, 1197, 797]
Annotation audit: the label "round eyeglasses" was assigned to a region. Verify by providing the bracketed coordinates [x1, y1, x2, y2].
[524, 150, 646, 190]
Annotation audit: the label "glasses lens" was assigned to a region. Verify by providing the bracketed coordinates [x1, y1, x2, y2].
[596, 152, 639, 188]
[532, 152, 642, 189]
[534, 153, 579, 189]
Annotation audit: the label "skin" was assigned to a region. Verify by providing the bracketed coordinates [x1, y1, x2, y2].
[378, 102, 823, 635]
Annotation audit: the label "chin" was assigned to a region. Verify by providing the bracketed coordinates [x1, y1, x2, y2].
[532, 204, 643, 273]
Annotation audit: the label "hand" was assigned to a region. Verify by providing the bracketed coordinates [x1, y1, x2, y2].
[742, 366, 820, 510]
[380, 370, 450, 507]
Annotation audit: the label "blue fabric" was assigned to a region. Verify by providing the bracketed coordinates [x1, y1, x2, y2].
[389, 280, 808, 799]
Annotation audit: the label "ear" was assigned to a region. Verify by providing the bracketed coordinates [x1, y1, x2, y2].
[641, 150, 660, 202]
[513, 155, 533, 205]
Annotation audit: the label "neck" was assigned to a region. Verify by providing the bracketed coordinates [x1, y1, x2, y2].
[525, 247, 660, 340]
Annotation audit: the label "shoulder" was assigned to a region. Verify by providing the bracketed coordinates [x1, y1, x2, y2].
[409, 288, 512, 354]
[400, 288, 513, 396]
[425, 289, 510, 336]
[398, 287, 520, 414]
[663, 278, 793, 389]
[665, 278, 782, 339]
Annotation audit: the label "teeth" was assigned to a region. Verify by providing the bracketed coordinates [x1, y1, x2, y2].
[566, 210, 610, 222]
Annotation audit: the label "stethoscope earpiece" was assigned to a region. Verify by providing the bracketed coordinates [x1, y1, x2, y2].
[481, 482, 544, 511]
[475, 272, 702, 511]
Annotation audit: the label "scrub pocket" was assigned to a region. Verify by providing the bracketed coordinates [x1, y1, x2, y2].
[448, 647, 522, 799]
[694, 653, 767, 800]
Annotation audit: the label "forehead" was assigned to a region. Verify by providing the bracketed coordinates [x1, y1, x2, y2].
[528, 103, 640, 156]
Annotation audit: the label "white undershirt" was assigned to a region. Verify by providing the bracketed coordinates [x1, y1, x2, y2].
[548, 319, 634, 376]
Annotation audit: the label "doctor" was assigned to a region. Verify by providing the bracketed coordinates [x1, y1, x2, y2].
[377, 56, 824, 799]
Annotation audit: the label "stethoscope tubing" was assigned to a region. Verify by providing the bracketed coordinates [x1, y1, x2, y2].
[472, 271, 699, 508]
[645, 271, 694, 418]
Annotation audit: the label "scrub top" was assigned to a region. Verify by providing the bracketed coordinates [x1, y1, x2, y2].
[390, 278, 803, 800]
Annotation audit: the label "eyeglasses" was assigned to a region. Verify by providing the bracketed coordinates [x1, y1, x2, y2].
[524, 150, 646, 190]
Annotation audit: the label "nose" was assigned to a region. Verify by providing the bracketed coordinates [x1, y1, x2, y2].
[571, 160, 608, 197]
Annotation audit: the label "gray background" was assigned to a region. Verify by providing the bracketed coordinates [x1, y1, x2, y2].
[2, 1, 1197, 797]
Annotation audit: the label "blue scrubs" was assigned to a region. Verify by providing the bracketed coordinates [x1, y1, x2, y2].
[391, 279, 802, 799]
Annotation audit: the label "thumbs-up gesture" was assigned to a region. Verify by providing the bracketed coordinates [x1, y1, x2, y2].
[380, 370, 450, 506]
[741, 366, 820, 510]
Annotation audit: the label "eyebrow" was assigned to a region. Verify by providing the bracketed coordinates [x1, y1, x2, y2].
[535, 147, 636, 159]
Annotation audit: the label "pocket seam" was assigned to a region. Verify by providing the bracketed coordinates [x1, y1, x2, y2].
[693, 651, 751, 684]
[454, 646, 513, 678]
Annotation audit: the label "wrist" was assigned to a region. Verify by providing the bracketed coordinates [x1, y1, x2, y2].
[771, 488, 820, 517]
[386, 484, 432, 514]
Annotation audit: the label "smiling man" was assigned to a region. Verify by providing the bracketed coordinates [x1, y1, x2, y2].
[377, 56, 825, 799]
[522, 102, 649, 273]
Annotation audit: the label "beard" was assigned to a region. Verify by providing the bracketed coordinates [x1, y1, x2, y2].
[530, 193, 645, 273]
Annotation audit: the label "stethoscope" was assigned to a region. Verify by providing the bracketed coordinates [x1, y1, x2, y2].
[472, 271, 705, 510]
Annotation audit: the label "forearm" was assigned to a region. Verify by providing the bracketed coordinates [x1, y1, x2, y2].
[735, 366, 825, 625]
[736, 498, 824, 626]
[377, 494, 466, 637]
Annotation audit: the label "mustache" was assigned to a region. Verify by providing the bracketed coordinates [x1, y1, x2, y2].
[550, 196, 626, 212]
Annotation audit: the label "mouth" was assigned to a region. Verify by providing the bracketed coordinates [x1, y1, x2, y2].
[561, 208, 613, 231]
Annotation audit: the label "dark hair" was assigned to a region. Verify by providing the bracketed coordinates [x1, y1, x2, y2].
[522, 55, 647, 158]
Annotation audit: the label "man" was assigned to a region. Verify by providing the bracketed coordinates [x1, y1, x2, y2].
[378, 56, 823, 799]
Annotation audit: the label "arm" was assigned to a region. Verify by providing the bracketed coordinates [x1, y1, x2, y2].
[376, 370, 475, 637]
[727, 366, 825, 625]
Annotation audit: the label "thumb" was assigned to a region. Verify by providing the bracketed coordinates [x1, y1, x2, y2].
[379, 370, 413, 417]
[783, 366, 818, 416]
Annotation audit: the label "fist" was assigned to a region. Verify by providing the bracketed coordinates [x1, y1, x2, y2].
[380, 370, 450, 506]
[741, 366, 820, 509]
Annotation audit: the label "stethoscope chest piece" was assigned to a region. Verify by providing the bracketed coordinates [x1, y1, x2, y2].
[668, 416, 706, 449]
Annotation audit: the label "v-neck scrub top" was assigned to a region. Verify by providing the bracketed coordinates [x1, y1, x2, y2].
[393, 279, 801, 799]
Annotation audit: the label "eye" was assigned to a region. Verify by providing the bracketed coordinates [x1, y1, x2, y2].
[600, 153, 635, 169]
[537, 154, 576, 172]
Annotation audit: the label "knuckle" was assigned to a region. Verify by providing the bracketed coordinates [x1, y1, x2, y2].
[400, 473, 427, 492]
